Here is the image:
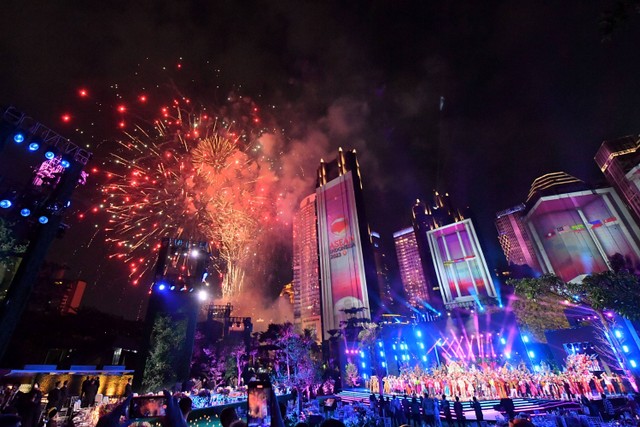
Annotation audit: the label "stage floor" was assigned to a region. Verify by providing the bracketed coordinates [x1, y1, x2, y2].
[337, 389, 581, 421]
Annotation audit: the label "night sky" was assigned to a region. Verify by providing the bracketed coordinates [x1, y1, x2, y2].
[2, 1, 640, 319]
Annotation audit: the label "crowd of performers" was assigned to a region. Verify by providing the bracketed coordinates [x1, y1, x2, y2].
[367, 360, 629, 400]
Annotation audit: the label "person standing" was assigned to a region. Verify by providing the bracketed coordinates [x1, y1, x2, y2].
[442, 395, 453, 427]
[80, 377, 91, 407]
[30, 383, 43, 427]
[602, 393, 615, 421]
[94, 377, 101, 401]
[453, 396, 465, 427]
[59, 381, 68, 410]
[410, 397, 421, 427]
[124, 378, 133, 398]
[422, 393, 436, 427]
[471, 397, 483, 427]
[499, 396, 515, 420]
[46, 382, 61, 410]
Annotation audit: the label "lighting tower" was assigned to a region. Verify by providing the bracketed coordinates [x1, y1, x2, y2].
[0, 106, 91, 360]
[134, 238, 211, 391]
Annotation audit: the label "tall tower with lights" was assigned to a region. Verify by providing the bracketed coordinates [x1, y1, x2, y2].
[495, 204, 541, 272]
[292, 194, 322, 341]
[595, 136, 640, 221]
[393, 227, 430, 311]
[315, 148, 380, 340]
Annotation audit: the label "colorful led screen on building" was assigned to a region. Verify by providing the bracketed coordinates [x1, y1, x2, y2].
[525, 189, 640, 282]
[316, 171, 370, 339]
[426, 219, 497, 306]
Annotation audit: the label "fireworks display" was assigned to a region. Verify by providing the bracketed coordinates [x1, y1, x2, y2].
[92, 91, 285, 298]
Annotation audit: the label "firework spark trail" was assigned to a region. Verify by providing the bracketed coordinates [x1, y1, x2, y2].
[101, 99, 282, 296]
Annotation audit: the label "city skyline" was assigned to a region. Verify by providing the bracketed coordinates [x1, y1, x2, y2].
[2, 1, 640, 318]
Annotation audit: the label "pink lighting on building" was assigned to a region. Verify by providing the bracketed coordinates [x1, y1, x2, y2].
[427, 219, 497, 307]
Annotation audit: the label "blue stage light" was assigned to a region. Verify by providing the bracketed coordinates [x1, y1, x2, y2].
[623, 345, 630, 353]
[13, 133, 25, 143]
[631, 360, 637, 368]
[422, 355, 427, 362]
[394, 356, 398, 360]
[416, 330, 422, 337]
[61, 160, 70, 168]
[522, 335, 530, 343]
[392, 344, 396, 350]
[418, 342, 424, 350]
[158, 283, 166, 291]
[615, 330, 623, 339]
[38, 216, 49, 224]
[20, 208, 31, 217]
[361, 362, 366, 368]
[500, 337, 506, 345]
[377, 341, 383, 347]
[28, 142, 40, 151]
[0, 200, 12, 209]
[380, 351, 384, 357]
[381, 362, 386, 367]
[359, 351, 364, 358]
[505, 352, 511, 359]
[528, 351, 535, 358]
[45, 151, 55, 160]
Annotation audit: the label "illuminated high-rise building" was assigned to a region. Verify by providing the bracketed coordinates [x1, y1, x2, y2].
[316, 148, 380, 340]
[523, 172, 640, 282]
[371, 231, 394, 311]
[495, 204, 541, 271]
[393, 227, 429, 309]
[407, 193, 496, 311]
[595, 136, 640, 221]
[292, 194, 321, 341]
[427, 219, 498, 308]
[411, 199, 444, 310]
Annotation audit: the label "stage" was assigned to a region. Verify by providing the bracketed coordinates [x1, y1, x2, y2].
[337, 388, 581, 421]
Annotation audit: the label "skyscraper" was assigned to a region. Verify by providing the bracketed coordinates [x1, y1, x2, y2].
[316, 148, 380, 339]
[411, 199, 444, 310]
[292, 194, 322, 341]
[393, 227, 429, 310]
[371, 231, 394, 311]
[595, 136, 640, 221]
[523, 172, 640, 282]
[495, 204, 541, 271]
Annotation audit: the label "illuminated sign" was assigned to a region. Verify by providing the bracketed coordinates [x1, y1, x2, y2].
[316, 171, 370, 339]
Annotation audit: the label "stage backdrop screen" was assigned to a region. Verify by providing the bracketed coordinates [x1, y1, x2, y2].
[316, 171, 370, 340]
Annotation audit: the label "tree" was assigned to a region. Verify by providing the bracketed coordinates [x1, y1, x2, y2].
[570, 271, 640, 321]
[508, 273, 636, 382]
[259, 322, 310, 382]
[228, 344, 247, 388]
[289, 329, 323, 400]
[142, 315, 188, 392]
[0, 218, 27, 299]
[358, 322, 382, 375]
[344, 362, 360, 387]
